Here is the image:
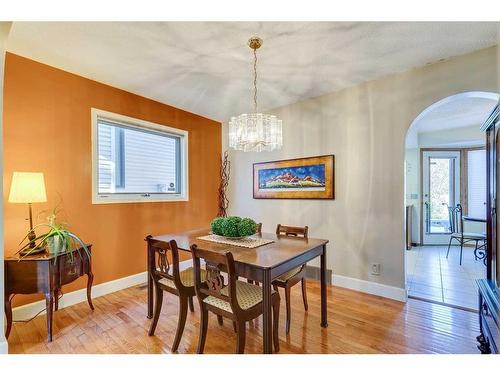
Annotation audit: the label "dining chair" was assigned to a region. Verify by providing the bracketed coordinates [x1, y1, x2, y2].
[147, 237, 206, 352]
[274, 224, 309, 335]
[446, 204, 487, 265]
[256, 222, 262, 234]
[191, 244, 280, 354]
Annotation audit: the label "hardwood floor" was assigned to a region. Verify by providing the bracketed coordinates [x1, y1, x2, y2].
[7, 280, 480, 354]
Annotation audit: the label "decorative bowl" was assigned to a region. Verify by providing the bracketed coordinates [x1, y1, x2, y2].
[220, 235, 249, 240]
[210, 233, 254, 241]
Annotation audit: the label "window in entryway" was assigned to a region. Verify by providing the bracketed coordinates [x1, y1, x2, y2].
[467, 149, 486, 219]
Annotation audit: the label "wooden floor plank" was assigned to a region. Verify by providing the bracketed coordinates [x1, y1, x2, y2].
[7, 280, 480, 354]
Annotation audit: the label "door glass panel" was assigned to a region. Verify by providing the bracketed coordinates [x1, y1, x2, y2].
[428, 157, 454, 234]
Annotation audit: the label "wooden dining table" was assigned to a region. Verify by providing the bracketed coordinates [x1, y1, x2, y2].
[146, 228, 329, 354]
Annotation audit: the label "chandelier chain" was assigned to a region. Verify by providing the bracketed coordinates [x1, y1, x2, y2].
[253, 47, 258, 113]
[228, 36, 282, 152]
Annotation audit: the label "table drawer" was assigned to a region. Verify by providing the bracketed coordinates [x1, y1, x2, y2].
[59, 254, 85, 285]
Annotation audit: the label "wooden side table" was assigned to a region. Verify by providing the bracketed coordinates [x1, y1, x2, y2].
[4, 245, 94, 342]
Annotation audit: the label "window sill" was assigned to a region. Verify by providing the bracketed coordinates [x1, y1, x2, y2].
[92, 195, 189, 204]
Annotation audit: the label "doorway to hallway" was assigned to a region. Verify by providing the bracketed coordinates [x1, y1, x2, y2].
[404, 91, 497, 311]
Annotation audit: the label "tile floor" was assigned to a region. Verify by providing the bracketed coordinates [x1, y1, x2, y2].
[406, 245, 486, 310]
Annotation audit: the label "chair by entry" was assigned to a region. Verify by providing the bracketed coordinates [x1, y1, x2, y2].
[146, 236, 204, 352]
[191, 244, 280, 354]
[446, 204, 487, 265]
[273, 224, 309, 334]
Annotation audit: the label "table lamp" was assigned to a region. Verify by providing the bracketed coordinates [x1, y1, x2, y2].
[8, 172, 47, 249]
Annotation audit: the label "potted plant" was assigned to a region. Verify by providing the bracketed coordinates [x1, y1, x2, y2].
[17, 205, 90, 262]
[210, 216, 258, 239]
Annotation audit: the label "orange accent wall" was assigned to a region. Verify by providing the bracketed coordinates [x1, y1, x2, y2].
[3, 53, 221, 307]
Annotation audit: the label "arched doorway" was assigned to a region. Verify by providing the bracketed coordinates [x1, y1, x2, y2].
[405, 91, 499, 310]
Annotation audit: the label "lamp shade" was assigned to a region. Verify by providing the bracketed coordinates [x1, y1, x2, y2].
[8, 172, 47, 203]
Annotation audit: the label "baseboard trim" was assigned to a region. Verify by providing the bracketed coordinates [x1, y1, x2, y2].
[332, 274, 407, 302]
[12, 271, 146, 321]
[0, 339, 8, 354]
[306, 265, 407, 302]
[12, 260, 194, 321]
[11, 260, 407, 320]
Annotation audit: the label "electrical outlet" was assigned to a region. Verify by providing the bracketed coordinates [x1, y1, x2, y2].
[371, 263, 381, 275]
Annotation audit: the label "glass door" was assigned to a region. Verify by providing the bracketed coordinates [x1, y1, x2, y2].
[422, 150, 461, 244]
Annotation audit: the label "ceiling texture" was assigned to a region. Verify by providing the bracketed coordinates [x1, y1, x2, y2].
[6, 22, 500, 122]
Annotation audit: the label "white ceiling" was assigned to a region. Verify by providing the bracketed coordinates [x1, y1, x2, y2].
[412, 96, 498, 133]
[6, 22, 500, 121]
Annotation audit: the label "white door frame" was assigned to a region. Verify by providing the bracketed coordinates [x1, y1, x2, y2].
[421, 150, 461, 245]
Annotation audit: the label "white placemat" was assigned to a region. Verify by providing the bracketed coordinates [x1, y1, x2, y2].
[197, 234, 274, 248]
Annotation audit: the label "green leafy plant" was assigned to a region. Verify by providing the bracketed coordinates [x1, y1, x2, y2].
[238, 218, 257, 236]
[17, 205, 90, 263]
[210, 217, 225, 236]
[221, 216, 242, 237]
[210, 216, 257, 237]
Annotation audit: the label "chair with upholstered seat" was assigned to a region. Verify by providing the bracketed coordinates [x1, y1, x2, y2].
[446, 204, 487, 265]
[273, 224, 309, 335]
[146, 236, 206, 352]
[191, 244, 280, 354]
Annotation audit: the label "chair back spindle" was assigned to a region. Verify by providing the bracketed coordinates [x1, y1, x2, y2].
[448, 204, 464, 235]
[276, 224, 309, 238]
[256, 223, 262, 235]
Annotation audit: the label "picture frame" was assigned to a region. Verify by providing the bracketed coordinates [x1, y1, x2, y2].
[253, 155, 335, 199]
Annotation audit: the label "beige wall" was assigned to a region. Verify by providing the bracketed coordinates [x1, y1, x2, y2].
[223, 46, 499, 293]
[0, 21, 12, 354]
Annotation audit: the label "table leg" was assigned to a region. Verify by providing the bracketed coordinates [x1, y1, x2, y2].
[54, 288, 59, 311]
[4, 294, 12, 339]
[147, 240, 154, 319]
[87, 271, 95, 310]
[320, 244, 328, 328]
[262, 269, 272, 354]
[45, 292, 54, 343]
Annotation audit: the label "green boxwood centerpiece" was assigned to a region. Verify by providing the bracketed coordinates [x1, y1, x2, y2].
[210, 216, 258, 238]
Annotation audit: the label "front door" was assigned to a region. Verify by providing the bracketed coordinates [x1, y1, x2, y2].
[422, 150, 461, 245]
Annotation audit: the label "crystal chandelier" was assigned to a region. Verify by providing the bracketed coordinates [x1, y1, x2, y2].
[229, 37, 283, 152]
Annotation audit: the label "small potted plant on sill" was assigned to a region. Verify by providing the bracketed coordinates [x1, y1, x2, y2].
[17, 206, 90, 263]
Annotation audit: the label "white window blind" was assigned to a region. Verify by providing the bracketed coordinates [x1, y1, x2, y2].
[92, 109, 188, 204]
[467, 149, 486, 219]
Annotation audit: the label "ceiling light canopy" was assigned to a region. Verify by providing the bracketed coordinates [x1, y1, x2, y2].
[229, 37, 283, 152]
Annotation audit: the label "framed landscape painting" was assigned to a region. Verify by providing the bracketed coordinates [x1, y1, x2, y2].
[253, 155, 335, 199]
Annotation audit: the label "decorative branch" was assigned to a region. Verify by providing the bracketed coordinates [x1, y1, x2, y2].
[217, 151, 231, 217]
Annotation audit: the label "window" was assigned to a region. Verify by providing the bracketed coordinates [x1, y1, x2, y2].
[467, 149, 486, 219]
[92, 109, 188, 204]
